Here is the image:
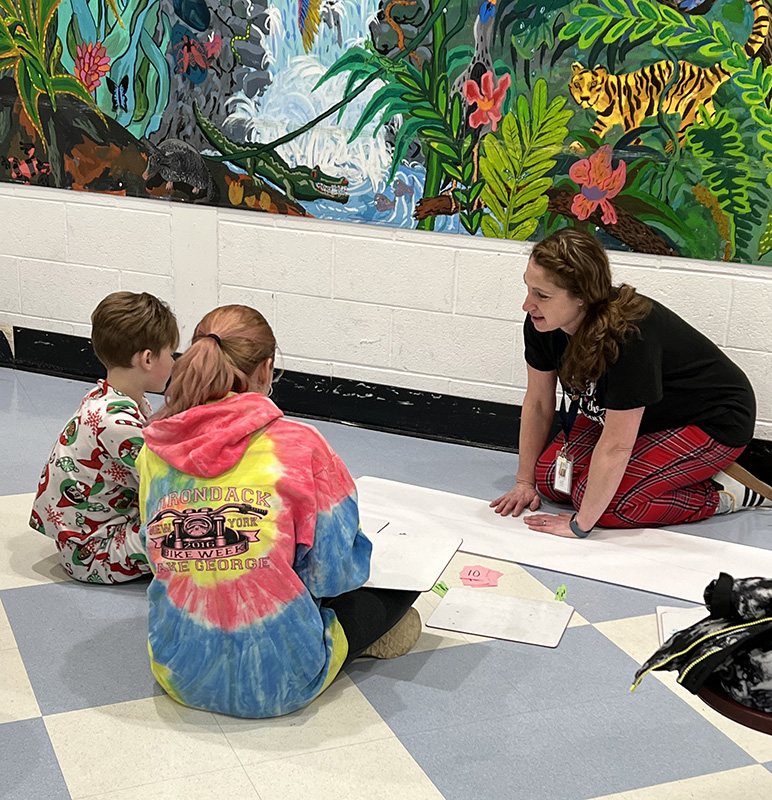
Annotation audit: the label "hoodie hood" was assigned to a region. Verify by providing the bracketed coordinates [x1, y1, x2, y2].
[143, 393, 283, 478]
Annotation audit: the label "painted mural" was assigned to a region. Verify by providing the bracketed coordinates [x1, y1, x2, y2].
[2, 0, 772, 261]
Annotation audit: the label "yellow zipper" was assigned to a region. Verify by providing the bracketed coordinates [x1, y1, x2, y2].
[677, 648, 723, 686]
[630, 616, 772, 692]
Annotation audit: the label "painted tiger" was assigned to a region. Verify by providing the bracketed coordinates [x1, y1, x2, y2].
[568, 0, 770, 148]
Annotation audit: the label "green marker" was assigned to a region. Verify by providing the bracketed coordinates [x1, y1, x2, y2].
[432, 580, 449, 598]
[555, 584, 567, 602]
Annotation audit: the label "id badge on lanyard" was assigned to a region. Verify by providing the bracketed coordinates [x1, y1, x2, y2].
[554, 391, 579, 495]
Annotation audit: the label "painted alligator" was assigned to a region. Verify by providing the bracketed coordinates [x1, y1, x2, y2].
[194, 104, 349, 204]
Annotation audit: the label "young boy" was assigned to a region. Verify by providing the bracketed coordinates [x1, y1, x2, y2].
[29, 292, 179, 584]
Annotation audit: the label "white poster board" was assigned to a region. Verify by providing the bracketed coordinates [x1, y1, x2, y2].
[356, 476, 772, 603]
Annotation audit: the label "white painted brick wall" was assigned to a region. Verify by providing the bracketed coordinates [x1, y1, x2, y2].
[1, 183, 771, 439]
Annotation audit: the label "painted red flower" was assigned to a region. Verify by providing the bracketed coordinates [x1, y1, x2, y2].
[463, 71, 511, 132]
[75, 42, 111, 94]
[204, 33, 223, 60]
[569, 144, 627, 225]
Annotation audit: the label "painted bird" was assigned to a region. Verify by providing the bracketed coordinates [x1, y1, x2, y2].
[298, 0, 322, 52]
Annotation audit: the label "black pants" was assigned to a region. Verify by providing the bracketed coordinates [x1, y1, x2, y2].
[322, 587, 420, 666]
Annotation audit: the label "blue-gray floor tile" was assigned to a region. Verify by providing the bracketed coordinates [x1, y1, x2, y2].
[399, 682, 755, 800]
[1, 580, 160, 715]
[310, 418, 514, 500]
[398, 687, 754, 800]
[347, 640, 535, 733]
[349, 626, 668, 734]
[665, 510, 772, 551]
[0, 718, 71, 800]
[521, 566, 697, 623]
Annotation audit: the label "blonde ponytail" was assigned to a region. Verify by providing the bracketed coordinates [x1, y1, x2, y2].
[155, 305, 276, 420]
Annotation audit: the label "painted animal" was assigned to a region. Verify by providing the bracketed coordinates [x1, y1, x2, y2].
[568, 0, 770, 146]
[143, 138, 216, 201]
[194, 104, 349, 204]
[1, 144, 51, 184]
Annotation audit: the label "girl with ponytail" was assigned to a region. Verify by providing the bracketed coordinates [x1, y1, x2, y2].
[136, 305, 421, 719]
[490, 229, 766, 537]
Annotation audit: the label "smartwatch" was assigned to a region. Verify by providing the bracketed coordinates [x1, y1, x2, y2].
[569, 513, 592, 539]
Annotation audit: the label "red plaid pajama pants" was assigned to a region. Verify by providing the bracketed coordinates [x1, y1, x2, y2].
[535, 415, 745, 528]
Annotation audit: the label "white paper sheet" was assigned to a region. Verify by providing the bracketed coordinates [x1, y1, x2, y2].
[427, 588, 574, 647]
[356, 476, 772, 603]
[364, 525, 462, 592]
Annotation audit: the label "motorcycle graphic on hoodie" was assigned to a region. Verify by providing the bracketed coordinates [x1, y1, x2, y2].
[137, 392, 372, 718]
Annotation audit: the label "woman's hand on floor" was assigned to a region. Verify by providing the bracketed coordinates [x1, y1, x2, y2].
[523, 512, 578, 538]
[490, 483, 541, 517]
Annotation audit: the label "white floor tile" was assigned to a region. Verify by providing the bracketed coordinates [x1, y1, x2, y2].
[216, 673, 394, 767]
[93, 767, 261, 800]
[44, 695, 240, 798]
[0, 647, 41, 722]
[243, 736, 445, 800]
[0, 492, 68, 590]
[595, 614, 772, 763]
[587, 764, 772, 799]
[0, 598, 16, 650]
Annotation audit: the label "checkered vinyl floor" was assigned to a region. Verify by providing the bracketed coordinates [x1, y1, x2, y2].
[3, 368, 772, 800]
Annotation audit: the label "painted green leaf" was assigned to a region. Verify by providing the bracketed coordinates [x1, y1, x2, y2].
[576, 4, 608, 19]
[427, 140, 458, 158]
[481, 214, 504, 238]
[514, 177, 553, 207]
[652, 24, 677, 46]
[602, 0, 629, 16]
[314, 48, 372, 89]
[510, 218, 539, 240]
[348, 85, 413, 141]
[14, 59, 43, 139]
[629, 19, 658, 41]
[636, 0, 660, 21]
[757, 208, 772, 257]
[603, 17, 635, 43]
[443, 163, 464, 182]
[450, 94, 462, 138]
[559, 20, 585, 40]
[578, 18, 610, 48]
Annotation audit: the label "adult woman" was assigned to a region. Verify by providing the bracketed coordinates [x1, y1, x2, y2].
[137, 305, 420, 718]
[490, 228, 767, 537]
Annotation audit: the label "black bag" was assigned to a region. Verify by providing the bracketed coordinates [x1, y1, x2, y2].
[632, 573, 772, 712]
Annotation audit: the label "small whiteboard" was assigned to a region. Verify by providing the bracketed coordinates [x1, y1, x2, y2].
[364, 526, 463, 592]
[427, 588, 574, 648]
[656, 605, 707, 646]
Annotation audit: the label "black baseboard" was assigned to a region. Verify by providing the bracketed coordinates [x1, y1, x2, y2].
[3, 326, 770, 470]
[0, 326, 535, 450]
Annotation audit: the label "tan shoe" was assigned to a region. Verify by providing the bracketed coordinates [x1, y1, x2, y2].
[361, 608, 422, 659]
[724, 462, 772, 502]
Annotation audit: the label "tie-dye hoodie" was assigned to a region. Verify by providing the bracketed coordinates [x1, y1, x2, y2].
[136, 392, 372, 718]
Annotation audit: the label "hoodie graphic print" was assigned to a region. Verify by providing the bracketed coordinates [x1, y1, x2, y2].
[137, 393, 372, 718]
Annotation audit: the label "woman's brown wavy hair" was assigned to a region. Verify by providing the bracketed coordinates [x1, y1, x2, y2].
[530, 229, 652, 390]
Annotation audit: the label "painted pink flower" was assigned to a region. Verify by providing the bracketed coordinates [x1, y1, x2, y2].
[75, 42, 111, 94]
[463, 71, 511, 132]
[569, 144, 627, 225]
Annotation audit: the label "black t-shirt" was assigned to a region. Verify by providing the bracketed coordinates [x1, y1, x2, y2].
[523, 298, 756, 447]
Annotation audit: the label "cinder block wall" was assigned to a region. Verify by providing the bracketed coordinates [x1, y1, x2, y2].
[1, 183, 770, 439]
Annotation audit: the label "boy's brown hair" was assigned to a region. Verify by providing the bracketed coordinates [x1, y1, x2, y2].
[91, 292, 179, 369]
